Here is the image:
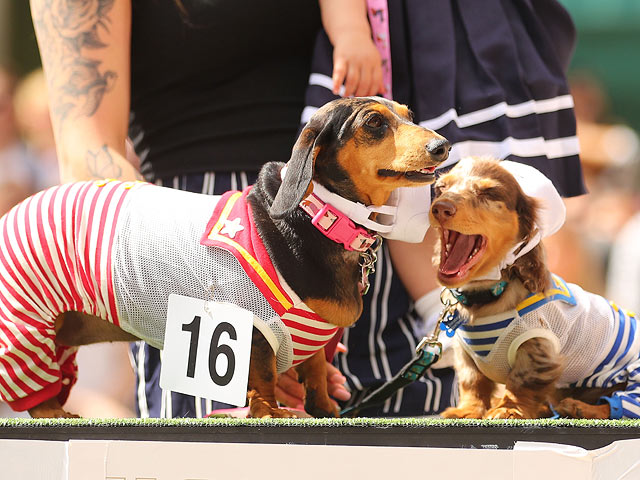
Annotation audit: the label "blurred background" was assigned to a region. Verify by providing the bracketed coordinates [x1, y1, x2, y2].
[0, 0, 639, 417]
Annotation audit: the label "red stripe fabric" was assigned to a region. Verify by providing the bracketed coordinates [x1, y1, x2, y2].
[37, 189, 73, 311]
[281, 317, 338, 337]
[289, 334, 331, 347]
[53, 186, 84, 310]
[12, 199, 56, 318]
[44, 187, 76, 309]
[0, 181, 134, 410]
[71, 183, 97, 314]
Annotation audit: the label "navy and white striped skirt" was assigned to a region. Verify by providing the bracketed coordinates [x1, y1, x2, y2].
[303, 0, 586, 197]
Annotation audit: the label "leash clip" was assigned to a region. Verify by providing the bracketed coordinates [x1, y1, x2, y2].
[415, 292, 458, 355]
[358, 236, 383, 295]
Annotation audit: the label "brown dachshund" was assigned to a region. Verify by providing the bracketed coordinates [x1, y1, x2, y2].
[0, 97, 449, 418]
[430, 157, 639, 420]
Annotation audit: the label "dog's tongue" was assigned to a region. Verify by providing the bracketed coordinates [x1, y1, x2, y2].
[441, 233, 476, 274]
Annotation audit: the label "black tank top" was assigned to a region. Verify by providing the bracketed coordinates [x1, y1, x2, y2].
[129, 0, 321, 180]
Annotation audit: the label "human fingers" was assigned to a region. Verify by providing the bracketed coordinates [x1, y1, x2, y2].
[275, 369, 304, 409]
[332, 57, 347, 96]
[355, 63, 373, 97]
[372, 62, 385, 96]
[343, 62, 360, 97]
[326, 363, 351, 401]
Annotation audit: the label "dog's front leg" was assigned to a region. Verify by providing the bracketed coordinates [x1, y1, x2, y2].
[442, 344, 495, 418]
[295, 348, 339, 418]
[555, 398, 611, 419]
[247, 329, 296, 418]
[485, 337, 563, 419]
[553, 398, 610, 419]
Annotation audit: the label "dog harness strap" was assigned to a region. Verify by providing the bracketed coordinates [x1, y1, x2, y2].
[299, 192, 379, 252]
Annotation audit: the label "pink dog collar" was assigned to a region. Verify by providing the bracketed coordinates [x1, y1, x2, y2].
[299, 194, 378, 252]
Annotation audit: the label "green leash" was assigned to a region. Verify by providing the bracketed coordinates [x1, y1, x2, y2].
[340, 297, 457, 417]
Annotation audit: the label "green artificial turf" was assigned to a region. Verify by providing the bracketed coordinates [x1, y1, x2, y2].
[1, 417, 640, 428]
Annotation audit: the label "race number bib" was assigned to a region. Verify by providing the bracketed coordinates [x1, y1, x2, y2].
[160, 294, 253, 407]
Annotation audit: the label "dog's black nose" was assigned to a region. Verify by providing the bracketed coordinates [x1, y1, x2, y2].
[431, 199, 457, 222]
[426, 138, 451, 163]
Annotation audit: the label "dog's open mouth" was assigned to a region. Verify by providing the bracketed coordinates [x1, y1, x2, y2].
[378, 166, 437, 182]
[438, 229, 487, 281]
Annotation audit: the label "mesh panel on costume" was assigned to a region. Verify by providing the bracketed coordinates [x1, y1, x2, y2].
[111, 186, 293, 372]
[264, 316, 293, 373]
[459, 282, 618, 386]
[544, 286, 615, 385]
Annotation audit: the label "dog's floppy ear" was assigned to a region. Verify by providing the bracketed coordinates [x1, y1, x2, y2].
[269, 123, 331, 219]
[515, 192, 540, 246]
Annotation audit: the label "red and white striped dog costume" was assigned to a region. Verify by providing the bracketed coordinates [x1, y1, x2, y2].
[0, 180, 338, 411]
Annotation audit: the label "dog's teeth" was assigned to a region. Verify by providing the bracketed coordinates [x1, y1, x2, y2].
[446, 243, 452, 253]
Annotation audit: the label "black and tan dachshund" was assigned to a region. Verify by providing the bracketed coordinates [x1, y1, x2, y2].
[0, 96, 449, 418]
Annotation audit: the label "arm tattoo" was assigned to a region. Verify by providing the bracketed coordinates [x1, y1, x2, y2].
[86, 144, 123, 179]
[31, 0, 117, 132]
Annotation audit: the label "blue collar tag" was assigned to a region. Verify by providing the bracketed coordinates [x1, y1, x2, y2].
[440, 309, 465, 337]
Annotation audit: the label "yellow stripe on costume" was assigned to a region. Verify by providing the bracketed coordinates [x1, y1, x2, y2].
[207, 192, 293, 310]
[609, 301, 638, 321]
[516, 274, 573, 312]
[208, 191, 243, 236]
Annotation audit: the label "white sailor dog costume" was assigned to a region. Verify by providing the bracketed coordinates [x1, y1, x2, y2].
[0, 180, 337, 411]
[455, 274, 640, 419]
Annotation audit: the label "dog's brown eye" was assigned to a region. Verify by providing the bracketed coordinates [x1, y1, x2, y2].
[365, 114, 384, 129]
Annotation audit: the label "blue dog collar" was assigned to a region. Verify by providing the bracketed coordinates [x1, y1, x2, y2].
[450, 281, 508, 307]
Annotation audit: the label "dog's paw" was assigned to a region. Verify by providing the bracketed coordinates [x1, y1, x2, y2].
[304, 390, 339, 418]
[31, 409, 80, 419]
[254, 407, 298, 419]
[484, 406, 529, 419]
[305, 404, 339, 418]
[28, 398, 80, 418]
[554, 398, 610, 419]
[248, 402, 297, 419]
[441, 405, 486, 419]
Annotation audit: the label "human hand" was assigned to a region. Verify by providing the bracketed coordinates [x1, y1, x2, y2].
[275, 345, 351, 410]
[332, 32, 385, 98]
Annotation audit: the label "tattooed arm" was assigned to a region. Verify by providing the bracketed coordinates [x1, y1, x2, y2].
[30, 0, 143, 182]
